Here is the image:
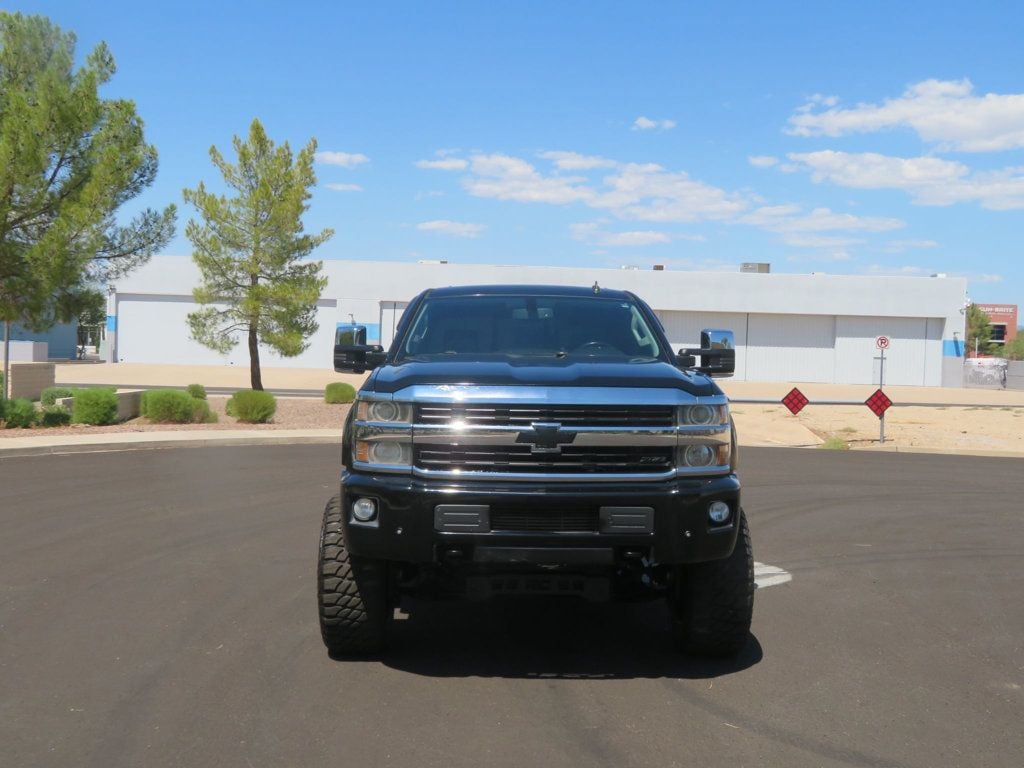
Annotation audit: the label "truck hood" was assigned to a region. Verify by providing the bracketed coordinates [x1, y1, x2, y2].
[366, 359, 721, 397]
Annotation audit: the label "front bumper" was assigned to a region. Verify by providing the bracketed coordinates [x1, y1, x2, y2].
[339, 469, 740, 566]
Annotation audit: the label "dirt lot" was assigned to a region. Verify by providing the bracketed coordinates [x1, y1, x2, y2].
[732, 403, 1024, 454]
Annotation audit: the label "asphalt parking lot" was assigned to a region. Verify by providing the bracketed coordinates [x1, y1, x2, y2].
[1, 445, 1021, 768]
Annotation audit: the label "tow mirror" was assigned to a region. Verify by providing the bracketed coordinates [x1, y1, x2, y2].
[334, 343, 386, 374]
[334, 325, 386, 373]
[678, 329, 735, 377]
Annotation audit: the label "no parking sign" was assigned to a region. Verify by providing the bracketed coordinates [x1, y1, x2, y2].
[875, 335, 891, 350]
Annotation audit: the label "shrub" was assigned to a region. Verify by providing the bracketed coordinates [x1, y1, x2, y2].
[227, 389, 276, 423]
[72, 388, 119, 425]
[144, 389, 200, 423]
[324, 382, 356, 404]
[0, 397, 5, 423]
[41, 386, 77, 406]
[194, 399, 218, 423]
[186, 383, 207, 400]
[40, 406, 72, 427]
[3, 398, 37, 428]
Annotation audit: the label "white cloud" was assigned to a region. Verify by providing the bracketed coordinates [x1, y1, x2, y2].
[324, 182, 363, 192]
[446, 150, 901, 259]
[786, 150, 1024, 209]
[415, 158, 469, 171]
[570, 222, 675, 247]
[742, 205, 903, 234]
[538, 151, 617, 170]
[416, 219, 485, 238]
[463, 154, 594, 205]
[748, 155, 779, 168]
[786, 79, 1024, 152]
[633, 116, 677, 131]
[315, 151, 369, 167]
[590, 163, 749, 222]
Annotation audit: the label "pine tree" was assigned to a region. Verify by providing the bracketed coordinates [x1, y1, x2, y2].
[0, 12, 174, 395]
[183, 119, 332, 390]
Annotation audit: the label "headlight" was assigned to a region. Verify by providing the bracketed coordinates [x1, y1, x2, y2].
[356, 399, 412, 424]
[352, 399, 413, 471]
[679, 404, 728, 426]
[677, 442, 731, 470]
[683, 444, 716, 467]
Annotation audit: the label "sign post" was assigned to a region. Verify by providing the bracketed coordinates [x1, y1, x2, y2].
[872, 336, 891, 444]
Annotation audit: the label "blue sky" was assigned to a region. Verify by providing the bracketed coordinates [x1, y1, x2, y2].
[20, 0, 1024, 305]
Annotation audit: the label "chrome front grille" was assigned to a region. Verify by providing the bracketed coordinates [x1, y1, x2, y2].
[413, 444, 674, 474]
[414, 403, 674, 428]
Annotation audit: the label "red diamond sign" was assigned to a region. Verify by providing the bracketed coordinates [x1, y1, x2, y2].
[865, 389, 893, 418]
[782, 387, 809, 415]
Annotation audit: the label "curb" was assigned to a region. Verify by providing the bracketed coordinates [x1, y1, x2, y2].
[0, 432, 343, 459]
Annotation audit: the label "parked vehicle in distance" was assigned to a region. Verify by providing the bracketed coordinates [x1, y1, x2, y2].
[319, 284, 753, 656]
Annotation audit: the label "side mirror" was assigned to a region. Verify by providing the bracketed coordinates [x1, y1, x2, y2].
[334, 343, 386, 374]
[679, 328, 735, 377]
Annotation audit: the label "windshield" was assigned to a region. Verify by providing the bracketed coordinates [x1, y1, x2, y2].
[397, 294, 663, 361]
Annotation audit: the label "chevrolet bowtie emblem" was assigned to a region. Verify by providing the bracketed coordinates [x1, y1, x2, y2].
[516, 422, 578, 454]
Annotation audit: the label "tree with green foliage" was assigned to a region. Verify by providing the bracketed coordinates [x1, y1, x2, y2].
[965, 304, 996, 356]
[182, 119, 332, 390]
[0, 13, 175, 396]
[1004, 333, 1024, 361]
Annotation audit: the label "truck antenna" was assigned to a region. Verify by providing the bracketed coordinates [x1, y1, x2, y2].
[592, 281, 600, 294]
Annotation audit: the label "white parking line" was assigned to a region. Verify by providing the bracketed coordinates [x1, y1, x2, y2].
[754, 561, 793, 589]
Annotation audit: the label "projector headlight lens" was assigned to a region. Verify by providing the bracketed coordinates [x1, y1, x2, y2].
[367, 440, 409, 465]
[683, 444, 716, 467]
[679, 404, 727, 426]
[356, 400, 412, 424]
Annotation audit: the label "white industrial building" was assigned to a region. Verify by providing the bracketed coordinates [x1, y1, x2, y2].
[108, 256, 968, 386]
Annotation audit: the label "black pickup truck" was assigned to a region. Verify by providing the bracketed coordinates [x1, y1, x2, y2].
[319, 284, 753, 656]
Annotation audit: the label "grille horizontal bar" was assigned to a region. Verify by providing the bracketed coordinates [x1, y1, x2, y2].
[490, 507, 600, 533]
[414, 403, 674, 428]
[414, 444, 674, 474]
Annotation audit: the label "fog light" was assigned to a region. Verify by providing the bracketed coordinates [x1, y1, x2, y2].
[352, 497, 377, 522]
[708, 501, 731, 524]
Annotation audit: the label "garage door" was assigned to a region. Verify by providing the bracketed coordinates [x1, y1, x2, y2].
[117, 294, 338, 368]
[655, 311, 748, 380]
[746, 314, 836, 383]
[835, 316, 932, 386]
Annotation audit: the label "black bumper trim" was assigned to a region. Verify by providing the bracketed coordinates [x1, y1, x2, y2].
[339, 470, 740, 565]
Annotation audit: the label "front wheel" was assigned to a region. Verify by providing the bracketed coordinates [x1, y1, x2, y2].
[668, 509, 755, 656]
[317, 494, 389, 656]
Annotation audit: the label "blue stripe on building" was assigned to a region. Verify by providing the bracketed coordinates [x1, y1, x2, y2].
[943, 339, 963, 357]
[106, 315, 117, 333]
[9, 322, 79, 359]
